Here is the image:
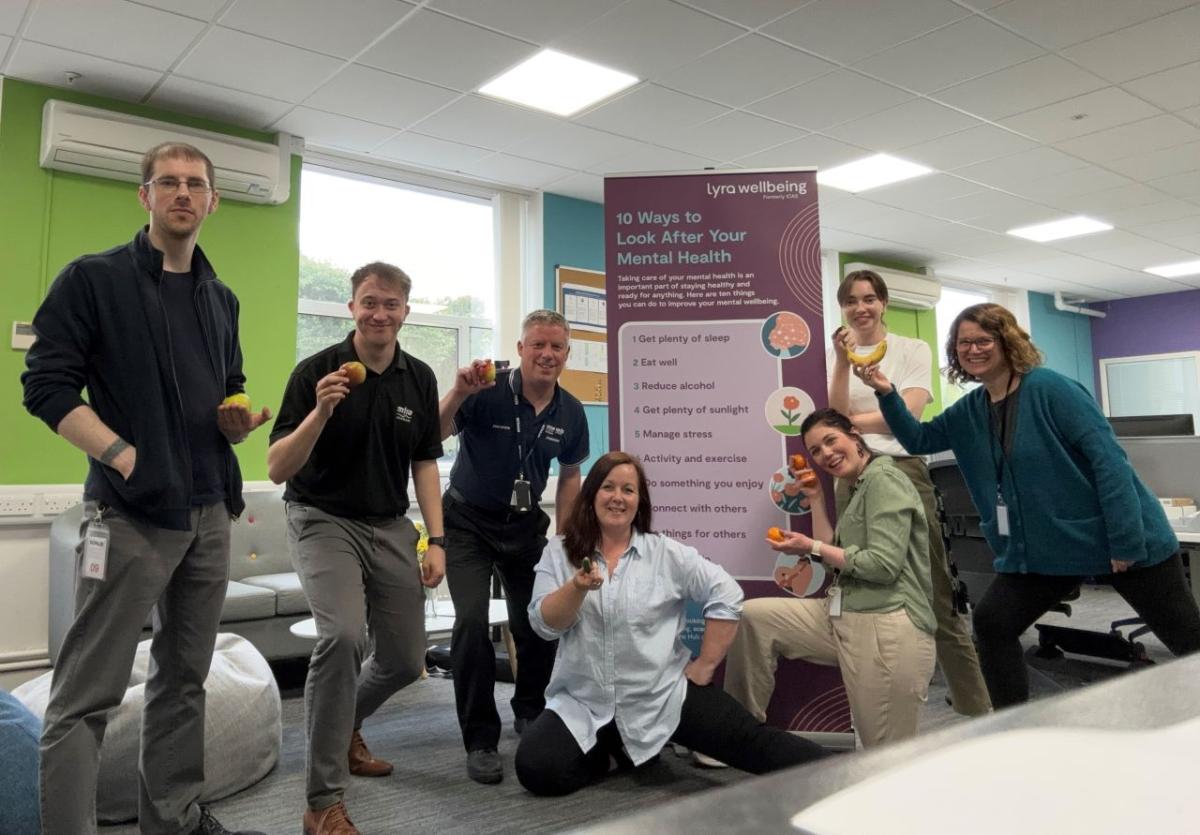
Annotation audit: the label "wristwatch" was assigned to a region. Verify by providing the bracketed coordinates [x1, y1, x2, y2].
[810, 540, 824, 561]
[427, 535, 446, 548]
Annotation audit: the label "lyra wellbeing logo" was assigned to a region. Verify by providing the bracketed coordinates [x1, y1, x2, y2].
[395, 405, 414, 423]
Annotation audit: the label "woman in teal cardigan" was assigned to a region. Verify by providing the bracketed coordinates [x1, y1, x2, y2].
[858, 302, 1200, 707]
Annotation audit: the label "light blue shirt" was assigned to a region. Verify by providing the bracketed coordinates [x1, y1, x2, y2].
[529, 530, 743, 764]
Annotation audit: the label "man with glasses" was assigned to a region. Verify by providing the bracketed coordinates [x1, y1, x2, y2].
[22, 143, 268, 835]
[268, 262, 446, 835]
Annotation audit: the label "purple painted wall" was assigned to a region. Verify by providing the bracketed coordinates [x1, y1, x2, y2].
[1089, 289, 1200, 393]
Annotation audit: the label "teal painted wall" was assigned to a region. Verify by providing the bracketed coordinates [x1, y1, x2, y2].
[0, 78, 301, 484]
[1027, 290, 1096, 398]
[542, 193, 608, 470]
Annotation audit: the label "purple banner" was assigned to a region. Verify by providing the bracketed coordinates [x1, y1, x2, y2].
[605, 169, 851, 737]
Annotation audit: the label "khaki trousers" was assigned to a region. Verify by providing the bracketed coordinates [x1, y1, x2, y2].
[837, 456, 992, 716]
[725, 597, 936, 747]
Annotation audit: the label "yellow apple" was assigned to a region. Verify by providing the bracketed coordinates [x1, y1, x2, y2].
[340, 361, 367, 387]
[222, 393, 251, 410]
[481, 359, 496, 384]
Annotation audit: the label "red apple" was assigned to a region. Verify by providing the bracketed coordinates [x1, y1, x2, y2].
[340, 361, 367, 387]
[481, 359, 497, 384]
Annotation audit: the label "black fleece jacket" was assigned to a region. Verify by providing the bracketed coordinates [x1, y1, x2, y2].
[22, 228, 246, 530]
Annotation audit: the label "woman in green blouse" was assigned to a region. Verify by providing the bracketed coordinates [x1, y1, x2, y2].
[725, 408, 936, 747]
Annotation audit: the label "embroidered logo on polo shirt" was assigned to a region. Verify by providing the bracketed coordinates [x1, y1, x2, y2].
[395, 405, 414, 423]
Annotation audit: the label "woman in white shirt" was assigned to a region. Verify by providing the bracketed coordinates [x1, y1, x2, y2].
[515, 451, 826, 797]
[828, 269, 990, 716]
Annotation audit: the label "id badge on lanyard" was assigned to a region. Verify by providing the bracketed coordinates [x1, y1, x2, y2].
[82, 517, 110, 581]
[995, 493, 1010, 537]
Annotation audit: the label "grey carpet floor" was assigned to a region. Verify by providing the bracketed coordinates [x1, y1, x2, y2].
[100, 584, 1170, 835]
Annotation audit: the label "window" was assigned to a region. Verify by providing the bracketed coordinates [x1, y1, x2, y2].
[934, 285, 990, 408]
[297, 165, 499, 464]
[1101, 352, 1200, 433]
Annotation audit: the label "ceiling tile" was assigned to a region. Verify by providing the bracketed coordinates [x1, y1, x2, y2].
[937, 190, 1054, 224]
[747, 70, 912, 130]
[221, 0, 414, 58]
[903, 124, 1038, 171]
[1054, 115, 1200, 164]
[1130, 215, 1200, 246]
[1181, 105, 1200, 127]
[504, 122, 645, 170]
[856, 16, 1044, 93]
[865, 174, 984, 211]
[658, 35, 835, 107]
[554, 0, 742, 80]
[576, 84, 728, 144]
[0, 2, 27, 34]
[462, 152, 573, 189]
[373, 131, 493, 171]
[1122, 60, 1200, 112]
[1092, 273, 1198, 296]
[25, 0, 204, 70]
[6, 40, 162, 100]
[666, 111, 805, 161]
[1018, 165, 1133, 203]
[1060, 5, 1200, 83]
[411, 94, 557, 150]
[148, 76, 292, 130]
[931, 55, 1108, 121]
[430, 0, 622, 44]
[273, 106, 398, 153]
[176, 28, 342, 102]
[734, 133, 866, 170]
[676, 0, 805, 28]
[1086, 240, 1200, 270]
[587, 144, 718, 177]
[823, 98, 983, 151]
[543, 171, 605, 202]
[1043, 229, 1146, 255]
[1150, 170, 1200, 201]
[360, 10, 536, 92]
[304, 64, 458, 129]
[764, 0, 969, 64]
[1055, 183, 1176, 215]
[136, 0, 226, 18]
[956, 146, 1088, 190]
[987, 0, 1197, 49]
[1105, 142, 1200, 181]
[999, 86, 1161, 143]
[1105, 198, 1200, 228]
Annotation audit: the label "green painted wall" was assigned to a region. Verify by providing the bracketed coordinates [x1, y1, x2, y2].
[836, 253, 942, 418]
[0, 78, 301, 484]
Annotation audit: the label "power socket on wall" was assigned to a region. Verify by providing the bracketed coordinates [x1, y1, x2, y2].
[0, 495, 38, 517]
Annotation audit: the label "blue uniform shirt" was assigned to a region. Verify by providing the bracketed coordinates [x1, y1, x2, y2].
[448, 368, 589, 512]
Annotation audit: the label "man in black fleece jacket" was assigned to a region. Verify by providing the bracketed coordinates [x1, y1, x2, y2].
[21, 142, 268, 835]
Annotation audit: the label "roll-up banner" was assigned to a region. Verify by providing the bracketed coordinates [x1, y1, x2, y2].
[605, 168, 852, 736]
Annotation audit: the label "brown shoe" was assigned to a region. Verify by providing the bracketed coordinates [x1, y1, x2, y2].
[348, 729, 393, 777]
[303, 801, 360, 835]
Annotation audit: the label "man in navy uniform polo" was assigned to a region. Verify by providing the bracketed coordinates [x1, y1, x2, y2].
[438, 309, 589, 784]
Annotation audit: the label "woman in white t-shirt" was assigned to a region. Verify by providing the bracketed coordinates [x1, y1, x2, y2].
[827, 269, 991, 716]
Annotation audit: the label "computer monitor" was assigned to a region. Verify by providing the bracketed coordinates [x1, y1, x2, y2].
[1108, 414, 1195, 437]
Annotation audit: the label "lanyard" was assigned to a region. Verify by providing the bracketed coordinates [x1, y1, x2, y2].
[985, 373, 1019, 490]
[512, 385, 546, 481]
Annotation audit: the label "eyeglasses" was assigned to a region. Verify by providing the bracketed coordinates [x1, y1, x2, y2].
[956, 337, 996, 351]
[144, 177, 213, 194]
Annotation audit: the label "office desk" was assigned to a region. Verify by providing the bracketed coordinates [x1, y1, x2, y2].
[580, 654, 1200, 835]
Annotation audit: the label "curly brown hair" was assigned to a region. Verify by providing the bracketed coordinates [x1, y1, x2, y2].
[944, 303, 1043, 385]
[562, 451, 653, 567]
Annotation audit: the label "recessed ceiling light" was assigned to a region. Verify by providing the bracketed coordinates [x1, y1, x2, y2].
[815, 154, 932, 193]
[1144, 259, 1200, 278]
[479, 49, 638, 117]
[1006, 216, 1113, 242]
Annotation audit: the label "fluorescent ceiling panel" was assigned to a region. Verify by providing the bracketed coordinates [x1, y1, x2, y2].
[1007, 216, 1113, 242]
[816, 153, 932, 193]
[479, 49, 638, 117]
[1144, 259, 1200, 278]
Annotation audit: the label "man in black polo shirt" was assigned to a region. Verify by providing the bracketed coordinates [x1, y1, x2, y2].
[439, 309, 589, 784]
[268, 262, 445, 835]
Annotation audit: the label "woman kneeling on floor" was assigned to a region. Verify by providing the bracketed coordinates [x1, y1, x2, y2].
[724, 409, 938, 747]
[515, 451, 827, 797]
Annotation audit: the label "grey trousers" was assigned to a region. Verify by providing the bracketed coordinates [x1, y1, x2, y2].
[41, 500, 231, 835]
[286, 503, 426, 810]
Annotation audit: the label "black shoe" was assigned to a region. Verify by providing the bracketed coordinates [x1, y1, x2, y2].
[514, 715, 530, 736]
[192, 806, 266, 835]
[466, 748, 503, 784]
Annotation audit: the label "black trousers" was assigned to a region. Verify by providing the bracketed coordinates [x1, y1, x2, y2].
[514, 681, 828, 797]
[444, 492, 556, 751]
[974, 553, 1200, 708]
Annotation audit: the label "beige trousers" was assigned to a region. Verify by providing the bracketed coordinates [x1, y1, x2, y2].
[725, 597, 936, 747]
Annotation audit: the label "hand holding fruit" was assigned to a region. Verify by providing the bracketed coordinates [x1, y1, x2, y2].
[788, 454, 822, 498]
[314, 370, 351, 419]
[852, 361, 893, 394]
[573, 556, 603, 591]
[340, 361, 367, 388]
[217, 392, 272, 443]
[453, 359, 499, 396]
[765, 527, 815, 556]
[831, 326, 856, 365]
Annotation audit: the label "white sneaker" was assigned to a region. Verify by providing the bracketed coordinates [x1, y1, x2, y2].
[692, 750, 729, 768]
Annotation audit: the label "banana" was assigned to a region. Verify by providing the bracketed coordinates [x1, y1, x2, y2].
[846, 339, 887, 367]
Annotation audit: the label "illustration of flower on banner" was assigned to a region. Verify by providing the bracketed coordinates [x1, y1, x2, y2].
[765, 387, 815, 437]
[780, 395, 801, 427]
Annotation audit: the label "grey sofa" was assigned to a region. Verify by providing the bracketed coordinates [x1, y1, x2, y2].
[49, 489, 315, 663]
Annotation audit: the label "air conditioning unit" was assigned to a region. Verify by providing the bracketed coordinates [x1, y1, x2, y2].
[40, 100, 291, 205]
[842, 262, 941, 310]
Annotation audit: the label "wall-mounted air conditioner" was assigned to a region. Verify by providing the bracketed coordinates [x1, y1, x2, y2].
[842, 262, 941, 310]
[40, 100, 292, 205]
